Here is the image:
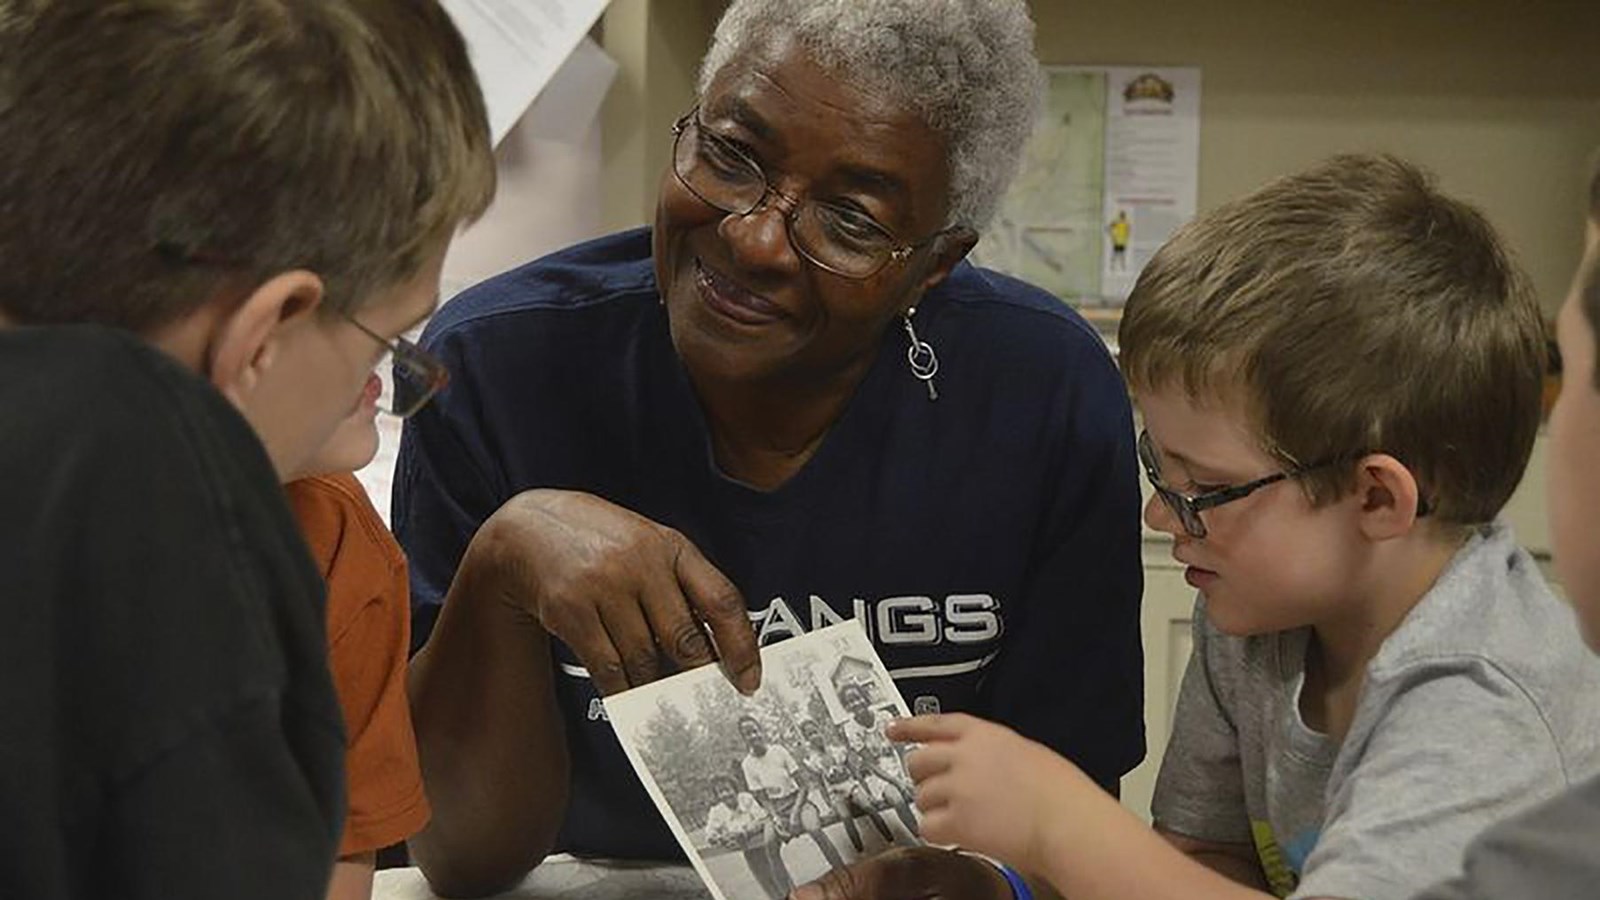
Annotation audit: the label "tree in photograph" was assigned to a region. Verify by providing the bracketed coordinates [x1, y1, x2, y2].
[638, 697, 708, 828]
[693, 680, 756, 787]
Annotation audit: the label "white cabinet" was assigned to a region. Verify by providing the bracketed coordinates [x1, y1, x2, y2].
[1120, 543, 1194, 823]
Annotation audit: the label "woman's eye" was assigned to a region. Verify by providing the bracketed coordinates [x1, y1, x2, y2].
[699, 135, 758, 178]
[818, 204, 886, 245]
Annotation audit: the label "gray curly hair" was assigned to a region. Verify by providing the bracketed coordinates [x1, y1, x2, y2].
[697, 0, 1043, 231]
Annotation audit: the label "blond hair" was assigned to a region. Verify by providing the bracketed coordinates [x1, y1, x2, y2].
[0, 0, 495, 330]
[1119, 154, 1545, 526]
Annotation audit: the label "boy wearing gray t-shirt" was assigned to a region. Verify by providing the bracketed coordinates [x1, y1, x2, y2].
[874, 155, 1600, 900]
[1155, 522, 1600, 898]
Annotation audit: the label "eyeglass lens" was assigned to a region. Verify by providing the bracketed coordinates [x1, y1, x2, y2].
[377, 341, 445, 418]
[1138, 431, 1208, 538]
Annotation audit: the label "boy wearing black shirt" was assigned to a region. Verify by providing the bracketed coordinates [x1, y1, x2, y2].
[0, 2, 494, 896]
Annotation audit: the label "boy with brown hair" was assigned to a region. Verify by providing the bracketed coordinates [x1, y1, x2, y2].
[867, 155, 1600, 900]
[0, 1, 492, 897]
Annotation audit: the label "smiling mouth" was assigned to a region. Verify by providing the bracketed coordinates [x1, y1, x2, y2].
[693, 259, 784, 326]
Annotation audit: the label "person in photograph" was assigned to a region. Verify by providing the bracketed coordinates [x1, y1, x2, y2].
[738, 715, 848, 880]
[839, 685, 919, 836]
[798, 719, 895, 854]
[1108, 210, 1131, 271]
[703, 774, 790, 900]
[399, 2, 1145, 895]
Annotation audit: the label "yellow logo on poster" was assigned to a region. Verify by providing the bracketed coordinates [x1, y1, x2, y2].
[1123, 72, 1175, 104]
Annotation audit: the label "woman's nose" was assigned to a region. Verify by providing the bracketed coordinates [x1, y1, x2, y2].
[717, 192, 803, 275]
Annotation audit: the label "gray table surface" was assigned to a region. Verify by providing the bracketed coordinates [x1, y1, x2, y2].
[373, 856, 711, 900]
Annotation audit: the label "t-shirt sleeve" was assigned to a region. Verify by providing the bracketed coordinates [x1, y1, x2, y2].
[101, 697, 339, 900]
[1410, 774, 1600, 900]
[1294, 660, 1571, 900]
[393, 325, 508, 651]
[289, 476, 431, 856]
[977, 340, 1146, 790]
[1150, 607, 1253, 845]
[777, 745, 799, 775]
[327, 593, 430, 855]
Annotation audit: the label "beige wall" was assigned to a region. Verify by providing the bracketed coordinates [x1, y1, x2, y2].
[599, 0, 727, 232]
[1031, 0, 1600, 313]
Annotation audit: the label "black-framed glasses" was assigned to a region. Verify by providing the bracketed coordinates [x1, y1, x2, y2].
[1137, 429, 1347, 539]
[670, 107, 947, 279]
[335, 311, 449, 418]
[153, 240, 447, 418]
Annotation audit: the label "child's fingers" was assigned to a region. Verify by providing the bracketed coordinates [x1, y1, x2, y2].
[917, 807, 959, 846]
[904, 744, 953, 782]
[887, 712, 974, 743]
[913, 776, 952, 815]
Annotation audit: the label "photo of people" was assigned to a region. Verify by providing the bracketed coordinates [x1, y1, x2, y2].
[604, 622, 921, 900]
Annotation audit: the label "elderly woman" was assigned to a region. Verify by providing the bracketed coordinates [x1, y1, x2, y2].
[398, 1, 1145, 897]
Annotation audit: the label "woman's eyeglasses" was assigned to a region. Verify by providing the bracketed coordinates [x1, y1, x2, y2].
[669, 107, 949, 279]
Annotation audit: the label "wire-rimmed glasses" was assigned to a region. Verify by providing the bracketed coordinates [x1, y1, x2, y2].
[334, 312, 448, 418]
[154, 240, 448, 418]
[670, 107, 948, 279]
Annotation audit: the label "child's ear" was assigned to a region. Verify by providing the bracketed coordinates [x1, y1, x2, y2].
[208, 271, 324, 407]
[1353, 453, 1426, 540]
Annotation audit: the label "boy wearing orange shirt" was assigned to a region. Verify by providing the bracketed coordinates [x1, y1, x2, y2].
[288, 370, 441, 900]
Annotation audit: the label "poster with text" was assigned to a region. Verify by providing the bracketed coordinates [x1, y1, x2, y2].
[974, 66, 1200, 333]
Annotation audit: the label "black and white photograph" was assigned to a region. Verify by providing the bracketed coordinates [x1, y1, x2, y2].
[604, 621, 922, 900]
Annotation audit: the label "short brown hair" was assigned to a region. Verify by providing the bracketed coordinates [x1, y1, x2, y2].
[0, 0, 495, 331]
[1119, 154, 1544, 527]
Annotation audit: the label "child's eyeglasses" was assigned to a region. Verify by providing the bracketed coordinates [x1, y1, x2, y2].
[154, 239, 448, 418]
[1136, 430, 1348, 539]
[332, 311, 449, 418]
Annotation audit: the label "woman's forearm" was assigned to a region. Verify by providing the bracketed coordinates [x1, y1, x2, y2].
[406, 524, 572, 898]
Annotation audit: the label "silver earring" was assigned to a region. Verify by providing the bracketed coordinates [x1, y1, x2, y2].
[902, 307, 938, 401]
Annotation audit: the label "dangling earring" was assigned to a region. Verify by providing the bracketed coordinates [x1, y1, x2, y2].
[902, 306, 938, 401]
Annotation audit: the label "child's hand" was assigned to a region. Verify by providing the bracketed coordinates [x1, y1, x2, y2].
[889, 713, 1093, 875]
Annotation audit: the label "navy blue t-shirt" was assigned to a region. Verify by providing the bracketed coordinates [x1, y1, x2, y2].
[395, 227, 1145, 860]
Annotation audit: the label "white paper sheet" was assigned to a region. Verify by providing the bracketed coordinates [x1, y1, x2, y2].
[441, 0, 613, 145]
